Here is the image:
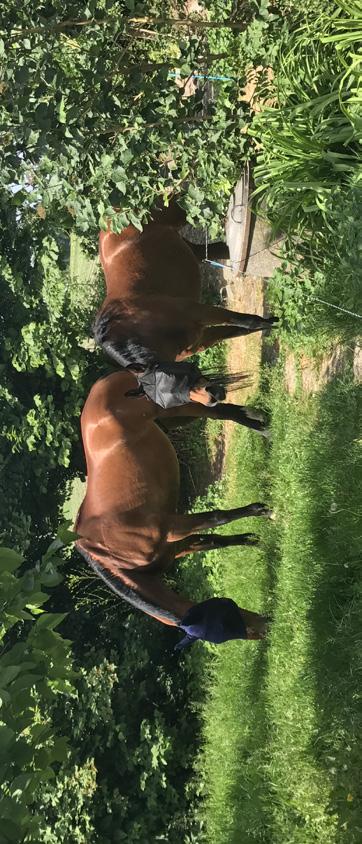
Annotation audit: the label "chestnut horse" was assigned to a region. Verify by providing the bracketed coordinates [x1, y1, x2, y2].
[94, 201, 277, 408]
[75, 371, 272, 647]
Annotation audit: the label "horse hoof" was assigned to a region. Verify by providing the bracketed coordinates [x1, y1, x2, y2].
[261, 428, 272, 440]
[252, 503, 269, 516]
[265, 509, 276, 520]
[243, 534, 260, 546]
[245, 407, 266, 423]
[254, 505, 274, 519]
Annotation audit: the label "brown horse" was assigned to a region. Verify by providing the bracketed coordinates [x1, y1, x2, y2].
[75, 371, 272, 648]
[94, 200, 277, 413]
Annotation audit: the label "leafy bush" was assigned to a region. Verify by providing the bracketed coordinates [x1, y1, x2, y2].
[266, 173, 362, 348]
[0, 1, 253, 239]
[0, 528, 76, 843]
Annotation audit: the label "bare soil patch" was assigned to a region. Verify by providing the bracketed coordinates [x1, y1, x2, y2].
[284, 344, 360, 395]
[222, 273, 267, 462]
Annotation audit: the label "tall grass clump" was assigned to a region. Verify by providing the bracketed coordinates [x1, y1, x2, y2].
[252, 0, 362, 237]
[250, 0, 362, 343]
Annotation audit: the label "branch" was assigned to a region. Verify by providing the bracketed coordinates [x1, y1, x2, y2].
[129, 16, 248, 31]
[5, 18, 108, 40]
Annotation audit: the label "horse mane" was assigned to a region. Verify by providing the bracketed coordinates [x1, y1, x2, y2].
[93, 303, 157, 372]
[77, 544, 181, 625]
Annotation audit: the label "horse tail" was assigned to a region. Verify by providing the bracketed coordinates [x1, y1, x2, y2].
[203, 369, 252, 393]
[76, 543, 181, 627]
[93, 305, 157, 372]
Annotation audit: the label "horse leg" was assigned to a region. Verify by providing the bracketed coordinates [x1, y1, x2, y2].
[194, 324, 268, 352]
[183, 239, 229, 262]
[157, 416, 196, 431]
[175, 325, 262, 361]
[167, 502, 272, 542]
[156, 401, 269, 435]
[173, 531, 260, 558]
[192, 302, 277, 333]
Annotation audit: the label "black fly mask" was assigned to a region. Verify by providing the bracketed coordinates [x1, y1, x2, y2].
[125, 361, 224, 409]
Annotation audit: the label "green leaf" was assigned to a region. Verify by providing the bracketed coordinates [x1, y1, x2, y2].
[0, 548, 24, 573]
[51, 736, 70, 762]
[121, 149, 133, 166]
[0, 726, 15, 755]
[29, 723, 52, 743]
[0, 819, 22, 842]
[8, 772, 36, 798]
[49, 677, 75, 694]
[25, 592, 49, 608]
[9, 673, 43, 694]
[11, 741, 34, 767]
[40, 567, 63, 588]
[0, 690, 11, 707]
[12, 609, 34, 621]
[0, 666, 22, 688]
[43, 537, 63, 557]
[57, 521, 78, 545]
[188, 184, 204, 203]
[33, 612, 67, 631]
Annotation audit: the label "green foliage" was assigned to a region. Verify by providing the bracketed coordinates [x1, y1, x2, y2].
[35, 758, 98, 844]
[251, 1, 362, 239]
[0, 1, 250, 239]
[30, 624, 207, 842]
[266, 175, 362, 349]
[0, 527, 77, 843]
[0, 207, 104, 550]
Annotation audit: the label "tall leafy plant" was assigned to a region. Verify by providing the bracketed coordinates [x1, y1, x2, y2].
[251, 0, 362, 237]
[0, 526, 76, 843]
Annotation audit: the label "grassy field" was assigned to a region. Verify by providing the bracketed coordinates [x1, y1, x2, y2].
[62, 234, 101, 522]
[197, 359, 361, 844]
[68, 231, 100, 309]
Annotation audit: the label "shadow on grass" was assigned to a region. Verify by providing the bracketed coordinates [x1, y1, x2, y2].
[304, 374, 362, 842]
[228, 644, 274, 844]
[211, 423, 279, 844]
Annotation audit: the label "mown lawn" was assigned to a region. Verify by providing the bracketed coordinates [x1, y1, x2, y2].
[198, 360, 361, 844]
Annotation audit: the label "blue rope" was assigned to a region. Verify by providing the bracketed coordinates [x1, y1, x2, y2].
[204, 259, 227, 269]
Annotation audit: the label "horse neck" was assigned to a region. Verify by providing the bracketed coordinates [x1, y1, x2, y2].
[76, 540, 193, 627]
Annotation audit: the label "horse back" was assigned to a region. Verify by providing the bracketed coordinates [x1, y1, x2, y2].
[78, 373, 180, 552]
[99, 223, 201, 300]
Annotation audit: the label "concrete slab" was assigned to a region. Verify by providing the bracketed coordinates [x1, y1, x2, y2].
[181, 166, 284, 284]
[225, 165, 251, 274]
[225, 167, 284, 278]
[246, 216, 284, 277]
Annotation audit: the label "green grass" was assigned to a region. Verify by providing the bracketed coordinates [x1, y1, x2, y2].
[63, 476, 86, 524]
[69, 231, 102, 312]
[197, 362, 362, 843]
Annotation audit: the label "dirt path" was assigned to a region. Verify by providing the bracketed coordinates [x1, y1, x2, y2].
[222, 272, 267, 460]
[283, 345, 356, 395]
[220, 271, 361, 470]
[224, 275, 361, 398]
